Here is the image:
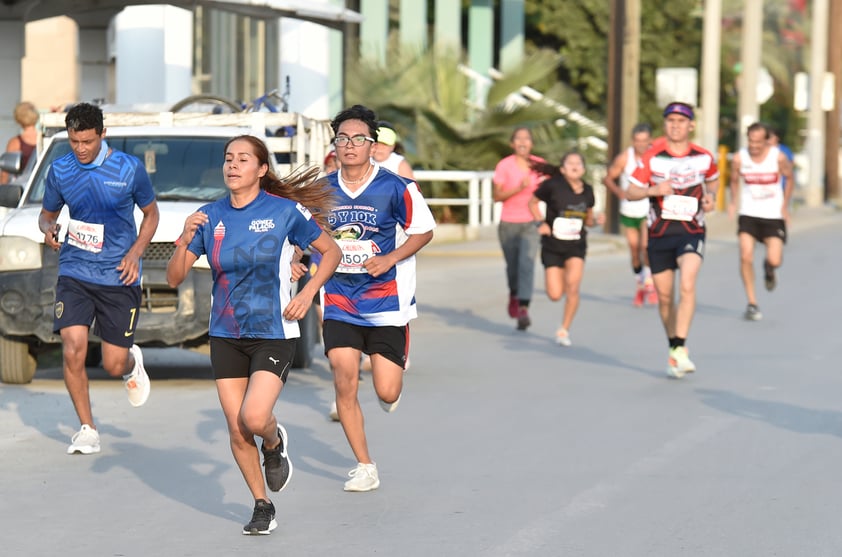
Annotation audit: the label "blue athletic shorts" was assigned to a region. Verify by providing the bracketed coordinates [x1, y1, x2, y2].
[647, 234, 705, 274]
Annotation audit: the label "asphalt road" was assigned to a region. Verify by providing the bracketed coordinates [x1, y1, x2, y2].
[1, 207, 841, 556]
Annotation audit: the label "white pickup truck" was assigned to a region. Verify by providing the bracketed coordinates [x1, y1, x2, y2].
[0, 110, 332, 384]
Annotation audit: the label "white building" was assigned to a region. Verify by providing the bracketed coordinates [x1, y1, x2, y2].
[0, 1, 359, 142]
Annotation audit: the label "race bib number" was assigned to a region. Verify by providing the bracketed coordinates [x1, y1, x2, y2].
[748, 185, 775, 200]
[661, 195, 698, 221]
[336, 239, 374, 273]
[66, 219, 104, 253]
[552, 217, 583, 240]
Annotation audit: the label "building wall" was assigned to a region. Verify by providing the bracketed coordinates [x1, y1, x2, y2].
[113, 5, 193, 108]
[17, 3, 337, 117]
[21, 17, 78, 111]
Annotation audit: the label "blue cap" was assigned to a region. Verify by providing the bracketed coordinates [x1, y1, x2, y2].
[663, 102, 695, 120]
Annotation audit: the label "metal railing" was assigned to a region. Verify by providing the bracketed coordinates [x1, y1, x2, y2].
[414, 170, 496, 227]
[414, 167, 609, 227]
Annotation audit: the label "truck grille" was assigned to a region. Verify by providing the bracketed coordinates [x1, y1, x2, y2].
[142, 243, 178, 311]
[143, 242, 177, 262]
[140, 285, 179, 312]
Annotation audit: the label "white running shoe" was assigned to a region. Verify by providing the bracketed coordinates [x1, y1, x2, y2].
[67, 424, 101, 455]
[328, 400, 339, 422]
[124, 344, 150, 407]
[667, 346, 696, 378]
[378, 394, 401, 413]
[555, 328, 572, 347]
[344, 462, 380, 492]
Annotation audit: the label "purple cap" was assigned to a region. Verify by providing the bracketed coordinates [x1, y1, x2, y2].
[663, 102, 695, 120]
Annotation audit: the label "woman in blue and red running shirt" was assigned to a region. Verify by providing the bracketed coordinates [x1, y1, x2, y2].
[167, 135, 340, 535]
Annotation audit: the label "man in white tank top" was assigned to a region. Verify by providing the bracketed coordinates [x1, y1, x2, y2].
[728, 122, 794, 321]
[603, 123, 657, 307]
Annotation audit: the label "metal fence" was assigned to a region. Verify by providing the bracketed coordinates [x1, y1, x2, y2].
[414, 166, 608, 227]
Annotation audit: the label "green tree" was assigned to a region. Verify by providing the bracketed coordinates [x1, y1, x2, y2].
[525, 0, 703, 130]
[345, 40, 590, 221]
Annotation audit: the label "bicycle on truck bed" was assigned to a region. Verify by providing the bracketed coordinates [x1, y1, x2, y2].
[170, 77, 291, 114]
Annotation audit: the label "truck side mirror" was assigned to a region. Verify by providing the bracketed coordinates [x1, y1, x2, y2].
[0, 185, 23, 208]
[0, 152, 22, 175]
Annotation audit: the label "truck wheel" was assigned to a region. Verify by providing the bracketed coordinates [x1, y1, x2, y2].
[0, 335, 37, 384]
[292, 304, 317, 369]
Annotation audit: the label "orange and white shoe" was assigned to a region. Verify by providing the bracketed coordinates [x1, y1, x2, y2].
[633, 287, 645, 307]
[667, 346, 695, 378]
[645, 282, 658, 306]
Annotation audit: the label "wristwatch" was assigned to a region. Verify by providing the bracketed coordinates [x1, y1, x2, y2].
[533, 220, 543, 228]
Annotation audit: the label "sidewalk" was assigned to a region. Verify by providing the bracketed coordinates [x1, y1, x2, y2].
[423, 204, 841, 258]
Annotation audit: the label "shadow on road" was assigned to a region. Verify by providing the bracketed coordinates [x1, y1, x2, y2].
[90, 440, 250, 524]
[697, 388, 842, 438]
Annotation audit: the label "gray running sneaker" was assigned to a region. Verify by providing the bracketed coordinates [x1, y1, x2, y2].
[262, 424, 293, 492]
[744, 304, 763, 321]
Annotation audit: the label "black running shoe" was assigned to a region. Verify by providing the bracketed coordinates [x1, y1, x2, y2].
[516, 307, 531, 331]
[262, 424, 293, 492]
[764, 261, 777, 291]
[242, 499, 276, 535]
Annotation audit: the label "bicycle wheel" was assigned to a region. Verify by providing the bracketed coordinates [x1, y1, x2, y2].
[170, 94, 243, 113]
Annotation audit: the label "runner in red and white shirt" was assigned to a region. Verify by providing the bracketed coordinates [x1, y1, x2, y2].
[728, 122, 794, 322]
[627, 102, 719, 378]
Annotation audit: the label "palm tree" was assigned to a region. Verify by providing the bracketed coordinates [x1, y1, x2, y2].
[346, 39, 603, 221]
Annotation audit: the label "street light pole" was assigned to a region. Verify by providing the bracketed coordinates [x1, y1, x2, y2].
[699, 0, 721, 155]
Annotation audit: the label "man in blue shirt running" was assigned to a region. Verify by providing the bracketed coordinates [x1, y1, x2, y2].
[39, 102, 160, 455]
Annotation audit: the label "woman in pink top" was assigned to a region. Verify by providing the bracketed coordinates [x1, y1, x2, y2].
[493, 127, 546, 330]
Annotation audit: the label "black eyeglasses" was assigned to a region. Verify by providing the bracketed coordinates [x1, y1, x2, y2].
[333, 135, 374, 147]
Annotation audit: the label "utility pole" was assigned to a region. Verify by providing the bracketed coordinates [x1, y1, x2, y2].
[805, 0, 828, 207]
[825, 0, 840, 202]
[621, 0, 640, 143]
[605, 0, 640, 234]
[737, 0, 762, 151]
[605, 0, 624, 234]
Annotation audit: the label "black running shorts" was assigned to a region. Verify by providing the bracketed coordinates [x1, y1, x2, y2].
[209, 337, 296, 381]
[322, 319, 409, 369]
[738, 215, 787, 244]
[541, 243, 587, 268]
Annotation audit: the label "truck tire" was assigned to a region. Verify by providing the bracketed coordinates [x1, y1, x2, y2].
[292, 304, 318, 369]
[0, 335, 37, 384]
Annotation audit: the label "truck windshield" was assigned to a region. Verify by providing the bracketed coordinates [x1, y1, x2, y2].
[25, 136, 230, 204]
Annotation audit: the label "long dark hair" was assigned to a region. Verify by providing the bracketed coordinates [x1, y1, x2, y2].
[530, 151, 587, 179]
[224, 135, 336, 230]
